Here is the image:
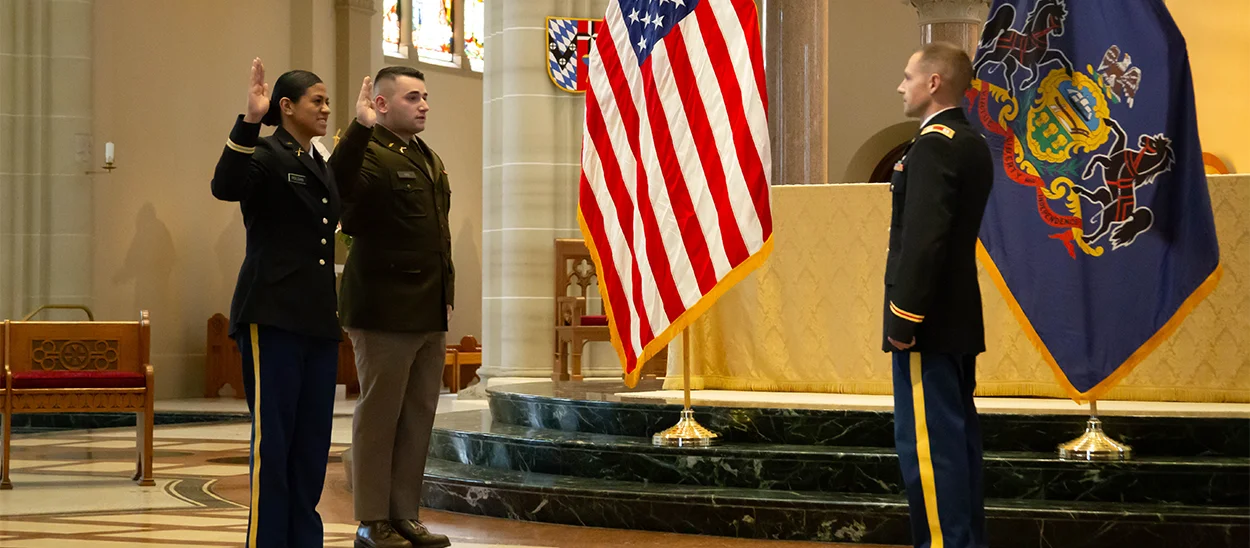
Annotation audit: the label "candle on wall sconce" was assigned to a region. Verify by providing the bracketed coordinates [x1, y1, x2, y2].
[89, 141, 118, 174]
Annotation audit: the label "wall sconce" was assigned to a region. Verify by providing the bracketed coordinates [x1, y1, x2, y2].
[86, 141, 117, 174]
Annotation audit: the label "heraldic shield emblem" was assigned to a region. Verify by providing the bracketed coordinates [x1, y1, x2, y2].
[547, 17, 602, 93]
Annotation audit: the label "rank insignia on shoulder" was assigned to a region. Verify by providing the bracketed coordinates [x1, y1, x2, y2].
[288, 173, 307, 185]
[921, 124, 955, 139]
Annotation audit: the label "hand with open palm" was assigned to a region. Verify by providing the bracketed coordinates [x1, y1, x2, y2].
[355, 76, 376, 128]
[243, 58, 269, 124]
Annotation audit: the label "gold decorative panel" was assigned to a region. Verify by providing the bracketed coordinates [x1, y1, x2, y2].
[666, 177, 1250, 403]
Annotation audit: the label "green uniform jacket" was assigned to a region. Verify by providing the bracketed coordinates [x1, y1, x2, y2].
[330, 120, 454, 333]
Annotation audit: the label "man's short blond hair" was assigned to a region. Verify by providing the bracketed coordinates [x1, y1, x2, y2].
[919, 42, 974, 101]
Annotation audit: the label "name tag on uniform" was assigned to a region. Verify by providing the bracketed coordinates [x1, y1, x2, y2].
[398, 171, 418, 179]
[893, 161, 904, 172]
[288, 173, 307, 185]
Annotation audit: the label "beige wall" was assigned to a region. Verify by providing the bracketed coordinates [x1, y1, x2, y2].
[1167, 0, 1250, 172]
[92, 0, 345, 398]
[827, 0, 924, 182]
[91, 0, 481, 398]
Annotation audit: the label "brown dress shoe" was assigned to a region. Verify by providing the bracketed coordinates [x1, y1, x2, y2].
[355, 520, 413, 548]
[391, 519, 451, 548]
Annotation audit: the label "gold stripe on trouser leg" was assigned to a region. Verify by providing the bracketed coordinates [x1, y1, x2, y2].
[910, 353, 945, 548]
[248, 324, 263, 547]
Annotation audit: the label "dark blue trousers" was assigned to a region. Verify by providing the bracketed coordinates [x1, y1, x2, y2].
[237, 324, 338, 548]
[892, 351, 986, 548]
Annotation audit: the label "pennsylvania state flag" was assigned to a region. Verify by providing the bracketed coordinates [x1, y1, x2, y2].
[968, 0, 1221, 402]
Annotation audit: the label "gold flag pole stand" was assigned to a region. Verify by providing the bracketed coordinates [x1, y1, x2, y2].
[652, 329, 720, 447]
[1057, 400, 1132, 461]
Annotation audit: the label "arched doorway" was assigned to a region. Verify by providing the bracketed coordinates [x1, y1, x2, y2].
[842, 121, 918, 182]
[869, 141, 910, 184]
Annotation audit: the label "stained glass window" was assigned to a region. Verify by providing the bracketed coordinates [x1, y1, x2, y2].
[383, 0, 404, 58]
[464, 0, 485, 72]
[413, 0, 455, 67]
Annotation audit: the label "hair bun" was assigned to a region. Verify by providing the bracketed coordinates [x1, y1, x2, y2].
[260, 97, 282, 126]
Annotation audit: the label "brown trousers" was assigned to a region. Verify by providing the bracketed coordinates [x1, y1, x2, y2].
[345, 328, 445, 521]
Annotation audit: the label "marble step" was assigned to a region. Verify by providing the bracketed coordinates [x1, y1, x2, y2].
[431, 410, 1249, 507]
[422, 457, 1249, 547]
[487, 386, 1249, 457]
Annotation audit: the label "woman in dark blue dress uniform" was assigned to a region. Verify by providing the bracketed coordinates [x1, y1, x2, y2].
[211, 58, 376, 548]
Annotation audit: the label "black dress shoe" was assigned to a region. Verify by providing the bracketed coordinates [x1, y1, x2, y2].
[391, 519, 451, 548]
[355, 520, 413, 548]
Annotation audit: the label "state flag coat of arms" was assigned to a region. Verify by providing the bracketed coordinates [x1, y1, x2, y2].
[969, 0, 1221, 402]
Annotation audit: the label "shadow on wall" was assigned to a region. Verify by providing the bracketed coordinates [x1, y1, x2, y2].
[843, 121, 920, 183]
[113, 202, 176, 319]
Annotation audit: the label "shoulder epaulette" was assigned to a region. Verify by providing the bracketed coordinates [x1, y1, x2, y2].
[921, 124, 955, 139]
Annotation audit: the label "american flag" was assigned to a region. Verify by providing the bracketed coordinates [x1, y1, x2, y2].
[578, 0, 773, 385]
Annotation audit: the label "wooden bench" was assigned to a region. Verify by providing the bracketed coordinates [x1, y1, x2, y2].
[206, 314, 360, 398]
[209, 314, 480, 397]
[2, 307, 155, 489]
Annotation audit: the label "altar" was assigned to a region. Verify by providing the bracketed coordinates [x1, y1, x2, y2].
[665, 176, 1250, 403]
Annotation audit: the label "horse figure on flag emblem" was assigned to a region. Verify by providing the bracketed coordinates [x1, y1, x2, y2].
[1074, 118, 1175, 249]
[974, 0, 1074, 94]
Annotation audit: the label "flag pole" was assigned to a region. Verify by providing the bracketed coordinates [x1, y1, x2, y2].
[1057, 399, 1132, 461]
[652, 328, 720, 447]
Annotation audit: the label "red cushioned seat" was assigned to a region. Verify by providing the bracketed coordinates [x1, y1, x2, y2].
[11, 371, 145, 389]
[580, 315, 608, 326]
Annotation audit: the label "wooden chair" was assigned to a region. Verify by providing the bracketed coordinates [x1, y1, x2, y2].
[206, 313, 360, 398]
[336, 333, 361, 397]
[205, 314, 243, 398]
[2, 307, 155, 489]
[554, 239, 611, 381]
[442, 335, 482, 393]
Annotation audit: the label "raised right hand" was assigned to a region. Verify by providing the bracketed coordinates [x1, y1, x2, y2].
[243, 58, 270, 123]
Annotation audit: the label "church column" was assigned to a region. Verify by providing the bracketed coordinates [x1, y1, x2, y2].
[909, 0, 991, 56]
[475, 0, 609, 391]
[762, 0, 827, 185]
[0, 0, 95, 321]
[334, 0, 377, 131]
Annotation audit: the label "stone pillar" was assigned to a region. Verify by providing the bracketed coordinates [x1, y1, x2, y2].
[334, 0, 377, 131]
[474, 0, 610, 392]
[909, 0, 991, 56]
[762, 0, 827, 185]
[0, 0, 95, 321]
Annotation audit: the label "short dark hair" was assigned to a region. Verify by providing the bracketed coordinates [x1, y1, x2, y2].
[261, 70, 323, 127]
[919, 42, 973, 101]
[374, 66, 425, 90]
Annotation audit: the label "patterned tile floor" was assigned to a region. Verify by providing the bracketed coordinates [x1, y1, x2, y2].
[0, 386, 877, 547]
